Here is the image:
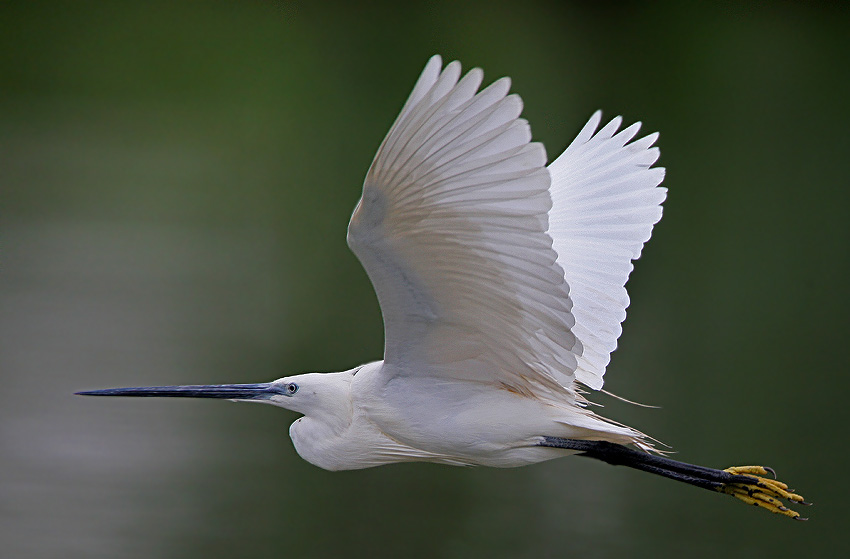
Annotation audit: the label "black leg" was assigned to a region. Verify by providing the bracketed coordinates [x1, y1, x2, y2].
[538, 437, 809, 520]
[539, 437, 746, 490]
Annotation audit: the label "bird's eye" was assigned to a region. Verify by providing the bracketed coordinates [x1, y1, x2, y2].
[286, 383, 298, 395]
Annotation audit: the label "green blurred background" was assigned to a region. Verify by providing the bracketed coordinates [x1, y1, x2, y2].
[2, 1, 848, 557]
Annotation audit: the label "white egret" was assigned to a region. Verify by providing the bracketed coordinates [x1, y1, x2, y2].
[79, 55, 807, 519]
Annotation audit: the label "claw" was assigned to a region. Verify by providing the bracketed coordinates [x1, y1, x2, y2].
[718, 465, 809, 520]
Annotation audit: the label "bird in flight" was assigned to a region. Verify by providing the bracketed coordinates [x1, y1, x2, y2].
[79, 55, 807, 519]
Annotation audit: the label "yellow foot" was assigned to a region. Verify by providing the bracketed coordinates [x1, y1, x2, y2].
[717, 465, 810, 520]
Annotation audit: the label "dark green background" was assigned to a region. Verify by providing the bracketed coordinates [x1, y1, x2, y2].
[2, 2, 848, 558]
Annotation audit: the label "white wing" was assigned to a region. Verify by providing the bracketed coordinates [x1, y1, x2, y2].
[348, 56, 581, 398]
[548, 111, 667, 391]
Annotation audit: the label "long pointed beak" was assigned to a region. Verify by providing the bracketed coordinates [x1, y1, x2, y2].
[75, 383, 279, 400]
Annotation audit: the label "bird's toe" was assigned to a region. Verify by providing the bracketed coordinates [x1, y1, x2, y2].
[716, 465, 808, 520]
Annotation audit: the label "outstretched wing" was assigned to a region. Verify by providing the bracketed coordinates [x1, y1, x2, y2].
[347, 56, 580, 397]
[548, 112, 667, 391]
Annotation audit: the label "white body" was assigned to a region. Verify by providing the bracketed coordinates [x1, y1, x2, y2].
[283, 365, 642, 471]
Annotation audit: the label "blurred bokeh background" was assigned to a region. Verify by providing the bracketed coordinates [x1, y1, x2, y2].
[2, 1, 848, 557]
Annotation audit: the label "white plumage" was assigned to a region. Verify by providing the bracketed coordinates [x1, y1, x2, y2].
[549, 111, 667, 390]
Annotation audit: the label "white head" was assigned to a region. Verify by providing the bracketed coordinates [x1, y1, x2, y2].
[262, 372, 355, 422]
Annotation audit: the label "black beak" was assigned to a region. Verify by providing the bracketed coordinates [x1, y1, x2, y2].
[75, 383, 279, 400]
